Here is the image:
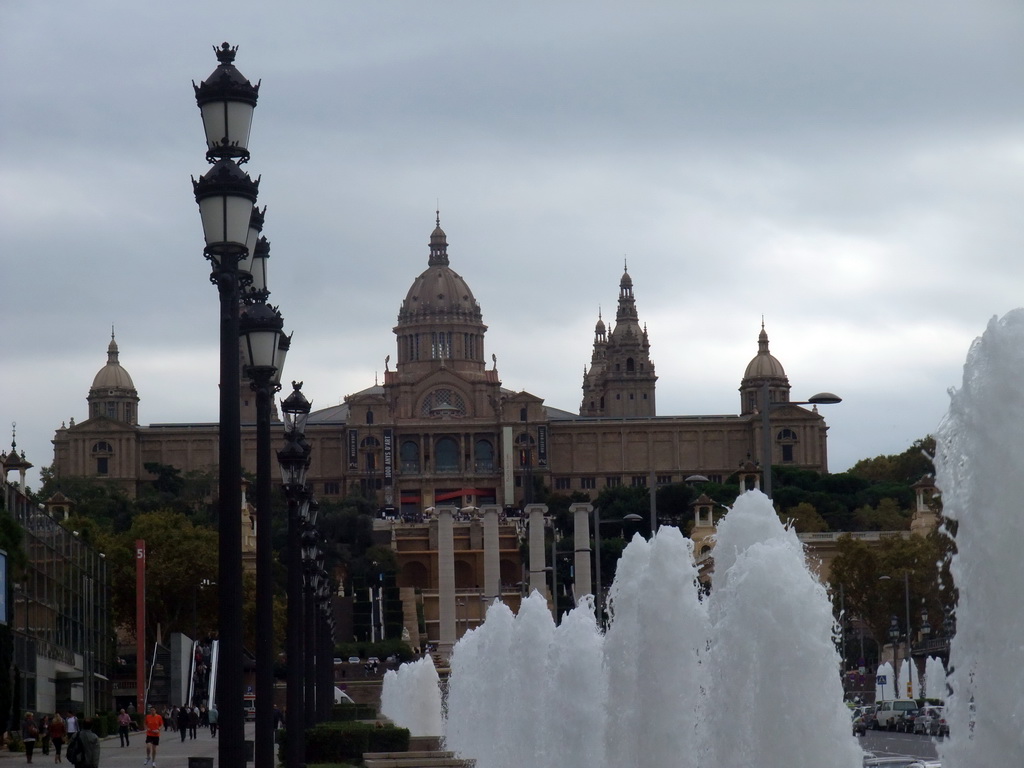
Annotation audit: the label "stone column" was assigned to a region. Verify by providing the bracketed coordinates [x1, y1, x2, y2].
[481, 505, 501, 604]
[570, 502, 593, 605]
[437, 506, 456, 657]
[526, 503, 549, 599]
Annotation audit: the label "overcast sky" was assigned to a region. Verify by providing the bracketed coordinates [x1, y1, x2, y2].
[2, 1, 1022, 491]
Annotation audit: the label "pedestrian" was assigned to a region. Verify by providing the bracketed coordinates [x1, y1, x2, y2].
[206, 706, 218, 739]
[71, 719, 99, 768]
[188, 707, 198, 740]
[22, 712, 38, 764]
[64, 714, 78, 742]
[272, 706, 283, 730]
[176, 707, 189, 743]
[38, 716, 51, 756]
[116, 710, 131, 748]
[48, 714, 66, 764]
[143, 705, 163, 767]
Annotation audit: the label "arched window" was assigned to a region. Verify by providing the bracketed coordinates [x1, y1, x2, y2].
[400, 440, 420, 473]
[435, 437, 459, 473]
[366, 410, 374, 425]
[421, 389, 467, 417]
[92, 441, 113, 476]
[474, 439, 494, 472]
[361, 436, 380, 472]
[777, 428, 798, 463]
[626, 357, 635, 372]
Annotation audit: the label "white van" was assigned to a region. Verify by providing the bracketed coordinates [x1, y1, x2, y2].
[873, 699, 917, 730]
[334, 686, 354, 704]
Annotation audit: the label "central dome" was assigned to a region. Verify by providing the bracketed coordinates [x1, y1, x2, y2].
[397, 217, 482, 325]
[91, 335, 137, 393]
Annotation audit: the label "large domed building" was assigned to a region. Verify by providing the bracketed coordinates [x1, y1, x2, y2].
[52, 217, 832, 511]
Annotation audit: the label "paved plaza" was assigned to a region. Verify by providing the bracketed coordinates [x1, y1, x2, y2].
[0, 723, 258, 768]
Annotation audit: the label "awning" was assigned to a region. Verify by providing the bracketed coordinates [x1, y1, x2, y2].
[434, 489, 493, 502]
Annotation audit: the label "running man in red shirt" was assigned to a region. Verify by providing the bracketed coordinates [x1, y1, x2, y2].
[143, 706, 163, 767]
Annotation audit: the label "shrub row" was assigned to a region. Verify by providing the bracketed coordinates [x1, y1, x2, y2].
[279, 721, 409, 764]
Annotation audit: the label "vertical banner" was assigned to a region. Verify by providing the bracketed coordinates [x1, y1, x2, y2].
[537, 425, 548, 467]
[135, 539, 146, 712]
[347, 429, 358, 469]
[0, 549, 7, 625]
[502, 425, 514, 506]
[382, 428, 394, 506]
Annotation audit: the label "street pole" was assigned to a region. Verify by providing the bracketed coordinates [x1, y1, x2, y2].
[592, 505, 602, 626]
[278, 382, 312, 768]
[761, 381, 773, 498]
[903, 571, 912, 697]
[193, 46, 261, 768]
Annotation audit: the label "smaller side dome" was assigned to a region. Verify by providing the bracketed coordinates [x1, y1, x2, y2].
[743, 325, 787, 380]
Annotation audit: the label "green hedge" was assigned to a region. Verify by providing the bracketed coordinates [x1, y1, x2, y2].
[331, 703, 376, 721]
[280, 722, 409, 764]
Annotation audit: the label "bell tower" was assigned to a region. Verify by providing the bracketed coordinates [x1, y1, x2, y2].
[579, 264, 657, 417]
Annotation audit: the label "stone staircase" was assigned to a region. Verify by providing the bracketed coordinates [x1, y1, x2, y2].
[363, 751, 473, 768]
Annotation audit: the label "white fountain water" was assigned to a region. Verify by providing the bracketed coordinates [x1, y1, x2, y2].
[875, 661, 896, 702]
[381, 312, 1024, 765]
[924, 656, 947, 702]
[935, 309, 1024, 765]
[439, 491, 862, 767]
[380, 655, 443, 736]
[895, 657, 920, 699]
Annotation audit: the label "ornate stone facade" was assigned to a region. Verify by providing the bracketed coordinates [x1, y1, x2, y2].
[52, 217, 833, 510]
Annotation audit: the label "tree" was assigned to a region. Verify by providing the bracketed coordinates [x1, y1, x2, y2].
[104, 510, 219, 643]
[848, 437, 935, 484]
[780, 501, 829, 532]
[829, 532, 954, 651]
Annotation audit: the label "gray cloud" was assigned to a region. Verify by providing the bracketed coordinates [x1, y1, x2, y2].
[2, 1, 1021, 486]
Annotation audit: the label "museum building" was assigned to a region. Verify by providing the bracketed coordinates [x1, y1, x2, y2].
[51, 218, 832, 510]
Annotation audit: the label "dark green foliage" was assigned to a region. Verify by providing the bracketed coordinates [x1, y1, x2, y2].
[299, 721, 409, 763]
[830, 531, 955, 647]
[333, 639, 415, 664]
[848, 436, 935, 484]
[330, 703, 377, 721]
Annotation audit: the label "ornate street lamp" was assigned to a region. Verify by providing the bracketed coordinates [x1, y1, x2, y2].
[278, 382, 312, 768]
[194, 42, 260, 163]
[192, 44, 259, 768]
[240, 299, 285, 768]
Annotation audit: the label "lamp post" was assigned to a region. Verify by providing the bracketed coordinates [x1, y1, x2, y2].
[240, 299, 286, 768]
[278, 382, 312, 768]
[301, 522, 322, 726]
[880, 572, 913, 698]
[759, 381, 842, 498]
[192, 43, 259, 768]
[315, 573, 334, 722]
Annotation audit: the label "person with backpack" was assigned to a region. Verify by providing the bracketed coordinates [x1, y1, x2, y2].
[65, 719, 98, 768]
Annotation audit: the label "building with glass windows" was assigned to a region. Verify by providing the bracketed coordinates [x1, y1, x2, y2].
[1, 443, 112, 717]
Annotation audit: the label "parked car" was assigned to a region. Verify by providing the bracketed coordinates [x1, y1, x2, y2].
[874, 699, 919, 730]
[334, 686, 354, 704]
[894, 707, 921, 733]
[347, 655, 361, 663]
[914, 705, 947, 736]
